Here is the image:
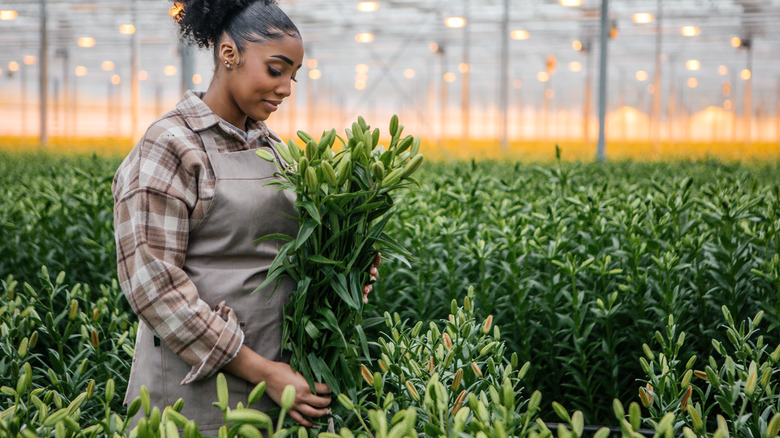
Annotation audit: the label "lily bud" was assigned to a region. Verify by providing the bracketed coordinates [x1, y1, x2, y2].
[281, 385, 296, 411]
[337, 393, 354, 411]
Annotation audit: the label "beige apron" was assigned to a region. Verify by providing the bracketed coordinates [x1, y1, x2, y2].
[124, 127, 297, 433]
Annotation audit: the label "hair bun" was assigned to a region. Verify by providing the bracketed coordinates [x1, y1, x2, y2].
[174, 0, 278, 48]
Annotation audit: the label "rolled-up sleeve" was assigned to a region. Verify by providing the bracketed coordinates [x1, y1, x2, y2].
[113, 127, 244, 384]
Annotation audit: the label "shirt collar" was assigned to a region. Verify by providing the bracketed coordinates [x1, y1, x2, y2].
[176, 90, 277, 144]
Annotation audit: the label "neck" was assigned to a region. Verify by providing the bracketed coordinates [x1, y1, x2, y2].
[202, 76, 247, 129]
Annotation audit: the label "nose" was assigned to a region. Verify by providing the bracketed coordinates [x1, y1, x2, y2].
[276, 78, 292, 98]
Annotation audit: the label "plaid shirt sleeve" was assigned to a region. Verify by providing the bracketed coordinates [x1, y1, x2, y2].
[113, 113, 245, 385]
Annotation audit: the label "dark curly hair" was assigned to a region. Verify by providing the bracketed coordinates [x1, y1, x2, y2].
[172, 0, 300, 60]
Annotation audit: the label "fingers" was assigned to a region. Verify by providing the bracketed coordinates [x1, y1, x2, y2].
[313, 381, 331, 394]
[288, 410, 314, 428]
[296, 403, 331, 418]
[303, 392, 332, 409]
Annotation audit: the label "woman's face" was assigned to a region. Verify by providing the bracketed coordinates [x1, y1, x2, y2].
[229, 34, 304, 122]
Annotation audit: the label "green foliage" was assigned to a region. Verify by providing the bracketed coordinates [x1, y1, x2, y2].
[1, 150, 779, 432]
[631, 307, 780, 437]
[0, 268, 135, 430]
[334, 286, 544, 437]
[373, 159, 780, 423]
[256, 116, 423, 395]
[0, 151, 120, 287]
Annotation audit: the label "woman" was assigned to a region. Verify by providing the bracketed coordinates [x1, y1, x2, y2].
[112, 0, 378, 432]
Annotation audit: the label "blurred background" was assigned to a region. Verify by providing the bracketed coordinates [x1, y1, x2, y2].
[1, 0, 779, 160]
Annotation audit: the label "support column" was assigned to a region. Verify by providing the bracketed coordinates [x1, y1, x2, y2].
[651, 0, 663, 153]
[40, 0, 48, 146]
[596, 0, 609, 161]
[499, 0, 510, 152]
[461, 0, 471, 152]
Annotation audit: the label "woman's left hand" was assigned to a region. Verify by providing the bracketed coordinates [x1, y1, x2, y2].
[362, 252, 381, 303]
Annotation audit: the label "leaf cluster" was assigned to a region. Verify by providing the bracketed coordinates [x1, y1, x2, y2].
[255, 116, 424, 396]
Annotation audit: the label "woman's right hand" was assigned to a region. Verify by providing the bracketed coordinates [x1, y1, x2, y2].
[263, 360, 332, 426]
[223, 345, 331, 427]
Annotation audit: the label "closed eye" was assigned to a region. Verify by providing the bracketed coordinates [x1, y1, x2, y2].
[268, 66, 281, 77]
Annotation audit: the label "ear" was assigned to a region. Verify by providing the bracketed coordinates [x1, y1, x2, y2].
[217, 36, 239, 67]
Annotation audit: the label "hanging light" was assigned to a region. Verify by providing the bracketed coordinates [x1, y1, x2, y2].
[685, 60, 700, 71]
[458, 63, 470, 73]
[740, 69, 751, 80]
[119, 24, 136, 35]
[308, 69, 322, 80]
[403, 68, 415, 79]
[559, 0, 582, 6]
[355, 33, 374, 43]
[306, 59, 318, 69]
[568, 61, 582, 72]
[111, 74, 121, 85]
[730, 37, 741, 48]
[443, 72, 457, 83]
[0, 10, 18, 20]
[511, 30, 530, 40]
[74, 66, 87, 76]
[78, 37, 96, 48]
[192, 74, 202, 84]
[687, 78, 698, 88]
[718, 65, 728, 75]
[680, 26, 700, 37]
[444, 17, 466, 28]
[572, 40, 582, 51]
[139, 70, 148, 81]
[632, 13, 654, 24]
[164, 65, 177, 76]
[357, 1, 380, 12]
[635, 70, 648, 81]
[102, 61, 115, 71]
[23, 55, 37, 65]
[536, 72, 549, 82]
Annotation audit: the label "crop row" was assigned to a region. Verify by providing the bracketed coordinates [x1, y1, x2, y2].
[0, 151, 778, 430]
[373, 158, 780, 423]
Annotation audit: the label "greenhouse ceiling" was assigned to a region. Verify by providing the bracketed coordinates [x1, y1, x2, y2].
[1, 0, 779, 140]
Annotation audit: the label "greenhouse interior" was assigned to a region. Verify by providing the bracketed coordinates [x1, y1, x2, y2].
[1, 0, 779, 159]
[1, 1, 780, 438]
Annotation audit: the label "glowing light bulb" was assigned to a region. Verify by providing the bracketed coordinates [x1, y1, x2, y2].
[632, 13, 654, 24]
[511, 30, 530, 40]
[444, 17, 466, 28]
[680, 26, 700, 37]
[355, 33, 374, 43]
[78, 37, 96, 48]
[357, 1, 380, 12]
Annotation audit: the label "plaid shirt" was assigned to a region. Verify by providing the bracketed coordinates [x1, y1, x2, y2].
[113, 91, 280, 384]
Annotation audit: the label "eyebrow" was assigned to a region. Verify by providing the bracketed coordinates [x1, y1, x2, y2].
[270, 54, 297, 67]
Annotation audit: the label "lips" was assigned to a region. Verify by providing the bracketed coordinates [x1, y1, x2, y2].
[264, 100, 281, 112]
